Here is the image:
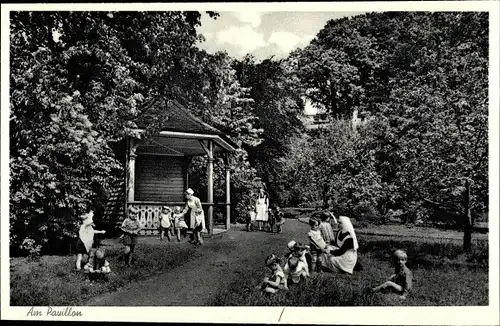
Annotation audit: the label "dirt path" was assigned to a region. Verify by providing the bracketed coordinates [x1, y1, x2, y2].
[86, 220, 309, 306]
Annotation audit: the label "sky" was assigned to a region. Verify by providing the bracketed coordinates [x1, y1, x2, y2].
[195, 11, 365, 61]
[195, 11, 366, 114]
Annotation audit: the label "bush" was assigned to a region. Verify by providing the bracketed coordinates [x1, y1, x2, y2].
[353, 201, 382, 223]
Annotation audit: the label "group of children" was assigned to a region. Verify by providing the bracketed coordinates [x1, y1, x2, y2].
[259, 211, 413, 300]
[75, 204, 207, 282]
[246, 206, 285, 233]
[75, 211, 112, 282]
[75, 206, 143, 282]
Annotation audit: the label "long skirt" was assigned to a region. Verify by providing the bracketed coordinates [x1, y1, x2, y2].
[255, 200, 268, 222]
[320, 248, 357, 274]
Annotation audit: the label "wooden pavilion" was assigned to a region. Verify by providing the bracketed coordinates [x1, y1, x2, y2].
[118, 98, 237, 236]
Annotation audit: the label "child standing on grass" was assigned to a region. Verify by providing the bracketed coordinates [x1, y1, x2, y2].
[76, 211, 106, 271]
[372, 249, 413, 300]
[84, 248, 111, 281]
[267, 208, 275, 233]
[120, 206, 143, 266]
[274, 206, 285, 234]
[260, 254, 288, 294]
[307, 217, 331, 272]
[246, 206, 256, 232]
[319, 211, 336, 245]
[173, 206, 189, 242]
[193, 209, 204, 246]
[159, 206, 173, 241]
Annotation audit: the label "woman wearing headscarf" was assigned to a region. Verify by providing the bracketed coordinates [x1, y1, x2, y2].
[255, 187, 269, 231]
[319, 216, 359, 274]
[180, 188, 206, 245]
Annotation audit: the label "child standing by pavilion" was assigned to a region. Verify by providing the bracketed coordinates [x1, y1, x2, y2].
[120, 206, 143, 266]
[75, 211, 106, 271]
[173, 206, 189, 242]
[159, 206, 173, 241]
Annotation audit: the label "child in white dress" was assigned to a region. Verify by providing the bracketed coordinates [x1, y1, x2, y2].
[75, 211, 106, 271]
[159, 206, 173, 241]
[173, 206, 188, 242]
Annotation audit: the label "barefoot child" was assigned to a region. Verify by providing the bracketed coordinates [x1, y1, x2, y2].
[159, 206, 173, 241]
[120, 206, 143, 266]
[260, 254, 288, 294]
[84, 248, 111, 281]
[373, 249, 413, 300]
[274, 206, 285, 233]
[173, 206, 188, 242]
[76, 211, 106, 271]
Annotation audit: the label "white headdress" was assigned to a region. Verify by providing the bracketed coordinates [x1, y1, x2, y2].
[339, 216, 359, 250]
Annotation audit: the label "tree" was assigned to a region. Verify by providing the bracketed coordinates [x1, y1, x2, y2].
[9, 11, 220, 255]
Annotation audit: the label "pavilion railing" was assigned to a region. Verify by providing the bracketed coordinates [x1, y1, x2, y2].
[127, 201, 230, 236]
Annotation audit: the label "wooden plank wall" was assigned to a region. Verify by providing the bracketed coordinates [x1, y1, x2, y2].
[135, 155, 185, 202]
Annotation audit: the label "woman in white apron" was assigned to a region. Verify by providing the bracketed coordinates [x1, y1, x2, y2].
[255, 188, 269, 231]
[320, 216, 359, 274]
[180, 188, 206, 245]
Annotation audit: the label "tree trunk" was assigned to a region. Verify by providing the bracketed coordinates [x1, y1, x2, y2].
[463, 180, 473, 252]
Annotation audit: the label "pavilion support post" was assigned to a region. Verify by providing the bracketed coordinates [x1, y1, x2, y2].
[183, 156, 191, 190]
[207, 140, 214, 236]
[223, 154, 231, 230]
[127, 137, 138, 203]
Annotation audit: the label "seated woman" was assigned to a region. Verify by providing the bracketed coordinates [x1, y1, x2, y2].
[319, 216, 359, 274]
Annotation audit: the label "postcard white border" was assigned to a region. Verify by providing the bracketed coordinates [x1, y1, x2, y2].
[1, 1, 499, 325]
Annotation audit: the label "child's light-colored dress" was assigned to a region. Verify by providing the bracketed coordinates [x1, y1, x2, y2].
[174, 214, 188, 229]
[160, 212, 172, 229]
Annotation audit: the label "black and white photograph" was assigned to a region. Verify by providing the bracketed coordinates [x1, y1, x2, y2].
[1, 1, 499, 324]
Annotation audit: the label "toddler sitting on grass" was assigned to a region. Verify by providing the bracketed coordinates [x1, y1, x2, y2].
[259, 254, 288, 294]
[84, 248, 111, 282]
[283, 256, 309, 286]
[372, 249, 413, 300]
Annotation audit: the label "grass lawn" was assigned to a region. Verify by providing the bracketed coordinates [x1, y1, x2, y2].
[10, 238, 203, 306]
[10, 218, 488, 306]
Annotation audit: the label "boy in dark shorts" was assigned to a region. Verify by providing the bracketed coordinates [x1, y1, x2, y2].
[120, 206, 143, 266]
